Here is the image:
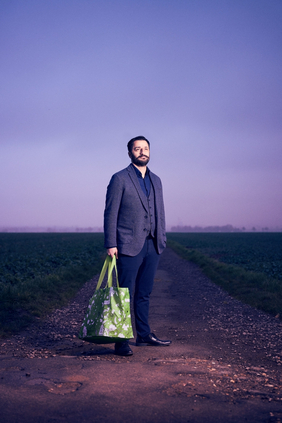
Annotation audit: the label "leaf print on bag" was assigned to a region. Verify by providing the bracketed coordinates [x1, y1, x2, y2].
[78, 256, 133, 344]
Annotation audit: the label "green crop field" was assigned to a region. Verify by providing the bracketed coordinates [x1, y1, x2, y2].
[167, 232, 282, 280]
[0, 233, 106, 337]
[1, 232, 282, 337]
[167, 232, 282, 318]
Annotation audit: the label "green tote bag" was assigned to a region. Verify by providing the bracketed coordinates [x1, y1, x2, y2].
[79, 255, 133, 344]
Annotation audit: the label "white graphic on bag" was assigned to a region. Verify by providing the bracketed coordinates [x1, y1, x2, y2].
[78, 264, 133, 343]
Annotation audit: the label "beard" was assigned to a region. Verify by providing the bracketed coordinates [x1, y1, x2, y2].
[131, 155, 150, 167]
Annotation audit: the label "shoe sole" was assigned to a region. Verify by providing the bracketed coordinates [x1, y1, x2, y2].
[136, 342, 171, 346]
[114, 351, 133, 356]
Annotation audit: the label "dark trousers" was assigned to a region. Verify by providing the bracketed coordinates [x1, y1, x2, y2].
[116, 237, 160, 339]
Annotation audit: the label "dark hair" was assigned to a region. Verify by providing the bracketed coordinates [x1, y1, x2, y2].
[127, 136, 150, 153]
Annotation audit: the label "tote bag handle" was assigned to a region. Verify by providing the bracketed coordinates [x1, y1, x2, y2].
[95, 255, 119, 290]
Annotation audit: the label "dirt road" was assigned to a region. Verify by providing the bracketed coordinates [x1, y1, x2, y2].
[1, 248, 282, 422]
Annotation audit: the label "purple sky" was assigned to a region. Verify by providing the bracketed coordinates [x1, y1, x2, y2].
[1, 0, 282, 230]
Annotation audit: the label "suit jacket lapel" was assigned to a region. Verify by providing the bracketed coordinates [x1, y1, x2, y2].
[127, 165, 149, 212]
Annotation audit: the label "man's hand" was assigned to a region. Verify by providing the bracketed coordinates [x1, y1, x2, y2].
[107, 247, 118, 259]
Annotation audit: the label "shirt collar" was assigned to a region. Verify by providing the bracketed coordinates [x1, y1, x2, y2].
[131, 163, 150, 178]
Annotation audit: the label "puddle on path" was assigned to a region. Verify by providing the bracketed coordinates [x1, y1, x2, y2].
[25, 378, 82, 395]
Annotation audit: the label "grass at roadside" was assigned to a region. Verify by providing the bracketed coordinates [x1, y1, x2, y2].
[167, 239, 282, 319]
[0, 233, 106, 337]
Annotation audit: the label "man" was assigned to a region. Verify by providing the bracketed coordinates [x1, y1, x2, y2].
[104, 135, 171, 356]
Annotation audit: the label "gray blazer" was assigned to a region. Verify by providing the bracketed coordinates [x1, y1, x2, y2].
[104, 164, 166, 256]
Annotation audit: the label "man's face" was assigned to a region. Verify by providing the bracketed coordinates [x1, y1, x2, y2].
[129, 140, 150, 167]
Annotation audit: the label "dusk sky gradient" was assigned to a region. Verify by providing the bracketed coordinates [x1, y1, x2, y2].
[1, 0, 282, 230]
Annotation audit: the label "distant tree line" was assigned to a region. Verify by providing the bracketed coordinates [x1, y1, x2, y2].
[0, 227, 103, 233]
[170, 224, 244, 232]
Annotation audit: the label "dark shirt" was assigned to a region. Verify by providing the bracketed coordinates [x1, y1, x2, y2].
[132, 164, 151, 197]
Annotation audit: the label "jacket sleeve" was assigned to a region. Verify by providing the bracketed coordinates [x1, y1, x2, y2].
[103, 173, 124, 249]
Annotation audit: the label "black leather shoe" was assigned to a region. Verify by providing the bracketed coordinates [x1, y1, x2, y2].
[114, 342, 133, 356]
[136, 333, 171, 346]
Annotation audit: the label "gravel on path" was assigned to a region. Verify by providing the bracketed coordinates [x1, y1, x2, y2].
[1, 247, 282, 423]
